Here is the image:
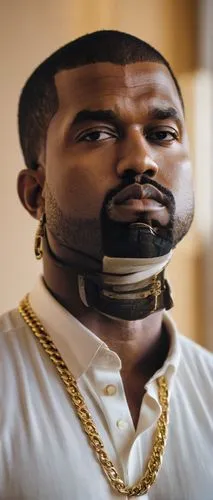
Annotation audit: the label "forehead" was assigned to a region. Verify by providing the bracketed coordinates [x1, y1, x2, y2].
[54, 62, 183, 117]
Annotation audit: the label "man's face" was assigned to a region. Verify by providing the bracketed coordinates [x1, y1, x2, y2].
[42, 61, 194, 260]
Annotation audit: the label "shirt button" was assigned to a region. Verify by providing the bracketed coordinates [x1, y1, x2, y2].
[104, 384, 117, 396]
[116, 419, 128, 430]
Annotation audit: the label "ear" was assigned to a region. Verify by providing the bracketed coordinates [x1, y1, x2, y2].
[17, 165, 45, 221]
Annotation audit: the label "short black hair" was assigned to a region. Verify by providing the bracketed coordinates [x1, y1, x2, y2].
[18, 30, 184, 169]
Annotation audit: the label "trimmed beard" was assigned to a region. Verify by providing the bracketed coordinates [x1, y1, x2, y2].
[44, 176, 194, 262]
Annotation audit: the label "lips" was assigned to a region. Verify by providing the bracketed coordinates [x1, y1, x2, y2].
[108, 183, 170, 225]
[113, 183, 166, 206]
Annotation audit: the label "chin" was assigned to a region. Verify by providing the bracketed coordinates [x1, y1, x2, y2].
[102, 221, 174, 258]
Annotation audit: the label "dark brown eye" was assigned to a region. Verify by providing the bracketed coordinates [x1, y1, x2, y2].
[77, 129, 117, 142]
[146, 129, 178, 143]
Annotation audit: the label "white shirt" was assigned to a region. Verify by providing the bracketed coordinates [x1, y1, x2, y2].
[0, 277, 213, 500]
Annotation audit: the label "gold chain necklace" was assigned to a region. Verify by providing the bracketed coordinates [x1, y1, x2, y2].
[19, 295, 169, 497]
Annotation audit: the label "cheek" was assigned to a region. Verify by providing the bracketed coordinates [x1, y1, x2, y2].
[45, 150, 119, 219]
[173, 162, 194, 216]
[159, 159, 194, 215]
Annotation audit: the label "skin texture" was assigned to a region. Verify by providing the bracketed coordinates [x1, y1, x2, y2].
[18, 61, 194, 427]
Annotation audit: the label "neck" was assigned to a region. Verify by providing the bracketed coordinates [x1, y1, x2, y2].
[43, 246, 170, 380]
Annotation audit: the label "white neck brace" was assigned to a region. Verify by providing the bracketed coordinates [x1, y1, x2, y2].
[102, 251, 172, 286]
[78, 251, 173, 320]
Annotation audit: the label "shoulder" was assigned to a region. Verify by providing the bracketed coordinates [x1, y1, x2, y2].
[179, 333, 213, 367]
[177, 333, 213, 392]
[164, 312, 213, 392]
[0, 308, 39, 368]
[0, 308, 25, 335]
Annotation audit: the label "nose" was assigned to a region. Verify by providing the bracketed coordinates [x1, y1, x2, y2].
[116, 128, 158, 179]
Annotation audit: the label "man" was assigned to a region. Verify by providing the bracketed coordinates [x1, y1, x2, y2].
[0, 30, 212, 499]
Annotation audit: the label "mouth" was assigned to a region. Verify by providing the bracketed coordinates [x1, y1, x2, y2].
[108, 183, 170, 226]
[113, 183, 166, 205]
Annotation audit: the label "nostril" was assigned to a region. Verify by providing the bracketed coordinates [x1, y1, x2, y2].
[121, 169, 137, 183]
[146, 169, 156, 178]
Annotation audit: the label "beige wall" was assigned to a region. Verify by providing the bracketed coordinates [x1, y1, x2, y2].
[1, 0, 204, 344]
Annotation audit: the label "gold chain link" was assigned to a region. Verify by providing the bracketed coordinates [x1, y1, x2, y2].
[19, 295, 169, 497]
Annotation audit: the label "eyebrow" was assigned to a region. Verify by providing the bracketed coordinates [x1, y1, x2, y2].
[71, 109, 120, 127]
[148, 106, 183, 126]
[71, 106, 183, 128]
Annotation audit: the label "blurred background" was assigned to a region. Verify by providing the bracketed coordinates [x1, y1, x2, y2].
[1, 0, 213, 350]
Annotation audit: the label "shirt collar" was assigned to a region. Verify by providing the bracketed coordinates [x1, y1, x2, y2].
[29, 276, 180, 385]
[145, 312, 181, 396]
[29, 276, 120, 380]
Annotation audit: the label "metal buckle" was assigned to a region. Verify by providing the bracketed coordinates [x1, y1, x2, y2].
[150, 275, 162, 312]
